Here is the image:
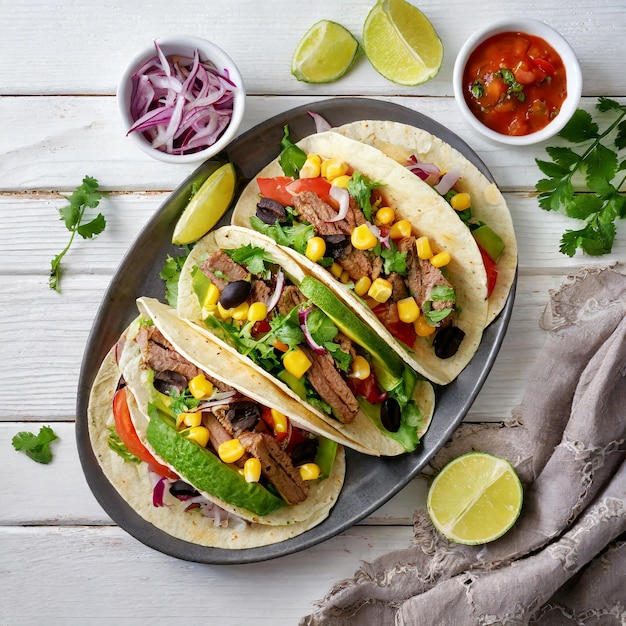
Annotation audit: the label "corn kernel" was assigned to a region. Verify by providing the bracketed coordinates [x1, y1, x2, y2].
[354, 276, 372, 297]
[414, 315, 436, 337]
[430, 251, 451, 268]
[450, 192, 471, 211]
[321, 158, 348, 181]
[183, 411, 203, 428]
[217, 301, 234, 319]
[330, 262, 343, 279]
[376, 206, 395, 225]
[299, 462, 321, 481]
[187, 426, 210, 448]
[203, 304, 218, 317]
[416, 236, 433, 260]
[331, 174, 351, 188]
[351, 224, 378, 250]
[397, 297, 420, 323]
[350, 355, 371, 380]
[247, 301, 268, 323]
[305, 236, 326, 263]
[243, 457, 262, 483]
[188, 374, 214, 400]
[340, 270, 351, 284]
[176, 413, 186, 429]
[231, 300, 250, 321]
[368, 278, 393, 303]
[389, 219, 412, 240]
[300, 154, 321, 178]
[283, 348, 312, 379]
[218, 438, 245, 464]
[203, 283, 220, 307]
[270, 408, 288, 434]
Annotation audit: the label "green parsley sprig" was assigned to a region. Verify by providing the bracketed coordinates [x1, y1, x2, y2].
[12, 425, 59, 464]
[535, 97, 626, 256]
[50, 176, 105, 291]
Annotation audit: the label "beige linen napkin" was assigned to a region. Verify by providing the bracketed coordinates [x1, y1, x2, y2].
[301, 265, 626, 625]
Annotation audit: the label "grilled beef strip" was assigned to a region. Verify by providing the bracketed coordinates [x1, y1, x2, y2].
[292, 191, 351, 236]
[238, 431, 310, 505]
[398, 236, 456, 316]
[387, 271, 410, 301]
[199, 249, 248, 291]
[136, 325, 233, 392]
[336, 247, 375, 282]
[204, 411, 249, 468]
[303, 348, 359, 424]
[276, 284, 307, 316]
[250, 278, 273, 307]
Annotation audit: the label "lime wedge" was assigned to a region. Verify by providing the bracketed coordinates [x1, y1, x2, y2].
[172, 162, 236, 245]
[362, 0, 443, 86]
[291, 20, 359, 83]
[427, 452, 523, 545]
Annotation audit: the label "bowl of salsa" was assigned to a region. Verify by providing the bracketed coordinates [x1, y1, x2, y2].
[453, 19, 582, 145]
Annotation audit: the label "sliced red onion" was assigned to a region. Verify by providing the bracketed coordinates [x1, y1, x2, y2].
[299, 307, 326, 355]
[307, 110, 332, 133]
[149, 472, 178, 507]
[266, 270, 285, 313]
[327, 185, 350, 222]
[405, 158, 441, 186]
[190, 390, 238, 411]
[434, 169, 462, 195]
[127, 40, 237, 155]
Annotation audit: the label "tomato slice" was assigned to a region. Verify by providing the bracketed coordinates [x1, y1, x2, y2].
[257, 176, 295, 206]
[347, 373, 388, 405]
[530, 56, 556, 77]
[285, 177, 333, 204]
[112, 387, 177, 479]
[372, 303, 417, 348]
[478, 246, 499, 299]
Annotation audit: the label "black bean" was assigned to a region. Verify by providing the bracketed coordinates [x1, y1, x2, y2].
[219, 280, 251, 309]
[322, 234, 351, 259]
[380, 397, 401, 432]
[291, 438, 319, 466]
[433, 326, 466, 359]
[256, 197, 287, 224]
[169, 480, 199, 499]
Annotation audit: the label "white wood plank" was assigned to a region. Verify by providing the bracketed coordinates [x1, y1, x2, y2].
[1, 96, 623, 192]
[0, 0, 623, 96]
[0, 524, 413, 625]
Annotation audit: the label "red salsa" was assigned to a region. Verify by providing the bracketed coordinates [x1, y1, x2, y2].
[462, 31, 567, 136]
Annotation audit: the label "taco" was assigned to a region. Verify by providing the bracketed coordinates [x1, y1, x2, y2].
[87, 298, 347, 550]
[177, 225, 435, 456]
[332, 120, 517, 324]
[231, 130, 489, 386]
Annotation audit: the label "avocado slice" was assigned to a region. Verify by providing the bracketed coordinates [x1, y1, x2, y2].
[146, 404, 284, 517]
[298, 276, 406, 392]
[472, 224, 505, 262]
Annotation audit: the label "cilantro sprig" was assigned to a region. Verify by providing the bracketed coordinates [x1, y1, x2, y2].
[50, 176, 105, 292]
[160, 249, 191, 308]
[535, 97, 626, 256]
[12, 425, 59, 464]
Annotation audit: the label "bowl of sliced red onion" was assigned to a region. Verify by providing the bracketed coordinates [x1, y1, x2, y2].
[117, 36, 245, 163]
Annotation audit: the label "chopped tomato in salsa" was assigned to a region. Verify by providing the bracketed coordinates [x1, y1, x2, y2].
[462, 31, 567, 136]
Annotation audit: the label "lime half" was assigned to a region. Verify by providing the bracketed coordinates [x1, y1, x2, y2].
[291, 20, 359, 83]
[172, 162, 236, 245]
[362, 0, 443, 86]
[427, 452, 523, 545]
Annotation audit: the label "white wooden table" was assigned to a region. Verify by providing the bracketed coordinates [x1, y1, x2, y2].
[1, 1, 624, 623]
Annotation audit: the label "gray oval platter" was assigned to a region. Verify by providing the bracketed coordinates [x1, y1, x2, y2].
[76, 97, 516, 564]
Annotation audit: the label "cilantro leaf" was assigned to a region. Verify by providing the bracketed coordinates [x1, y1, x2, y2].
[249, 216, 315, 256]
[347, 171, 384, 221]
[535, 98, 626, 256]
[160, 250, 190, 308]
[50, 176, 105, 292]
[279, 125, 306, 178]
[224, 244, 275, 278]
[12, 426, 59, 464]
[380, 244, 407, 275]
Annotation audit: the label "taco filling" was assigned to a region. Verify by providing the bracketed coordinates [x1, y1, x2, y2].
[182, 231, 430, 454]
[245, 135, 467, 361]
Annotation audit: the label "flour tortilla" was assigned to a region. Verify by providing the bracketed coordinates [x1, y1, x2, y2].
[87, 325, 346, 549]
[231, 131, 489, 385]
[332, 120, 517, 324]
[177, 226, 435, 456]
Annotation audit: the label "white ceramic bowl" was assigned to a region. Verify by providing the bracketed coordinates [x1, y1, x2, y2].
[117, 36, 246, 163]
[453, 19, 582, 146]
